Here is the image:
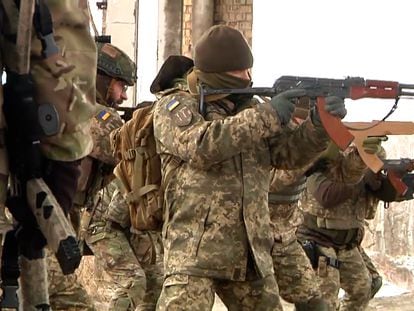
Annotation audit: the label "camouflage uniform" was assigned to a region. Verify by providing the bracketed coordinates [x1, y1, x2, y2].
[46, 42, 136, 310]
[153, 72, 334, 310]
[85, 180, 164, 311]
[297, 149, 380, 311]
[75, 42, 162, 311]
[269, 166, 325, 308]
[1, 1, 97, 309]
[47, 247, 95, 311]
[359, 246, 382, 299]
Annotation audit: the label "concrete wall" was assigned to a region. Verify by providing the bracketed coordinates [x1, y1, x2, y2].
[102, 0, 138, 105]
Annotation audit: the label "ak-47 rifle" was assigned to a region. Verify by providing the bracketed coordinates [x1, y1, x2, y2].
[200, 75, 414, 148]
[200, 76, 414, 196]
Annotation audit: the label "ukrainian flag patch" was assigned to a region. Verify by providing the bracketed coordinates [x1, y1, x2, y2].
[166, 99, 180, 112]
[97, 110, 111, 121]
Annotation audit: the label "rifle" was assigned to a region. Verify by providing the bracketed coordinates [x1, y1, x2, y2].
[382, 159, 414, 196]
[402, 173, 414, 198]
[200, 75, 414, 150]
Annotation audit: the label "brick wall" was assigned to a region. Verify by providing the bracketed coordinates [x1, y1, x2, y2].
[182, 0, 253, 57]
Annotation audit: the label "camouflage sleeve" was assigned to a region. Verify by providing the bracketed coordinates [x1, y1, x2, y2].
[89, 105, 123, 165]
[269, 166, 310, 192]
[153, 93, 282, 169]
[307, 172, 358, 208]
[105, 180, 131, 228]
[325, 147, 367, 184]
[267, 118, 329, 170]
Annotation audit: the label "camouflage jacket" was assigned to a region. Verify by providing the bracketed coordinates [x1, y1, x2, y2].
[268, 167, 309, 244]
[75, 105, 123, 207]
[0, 0, 97, 161]
[89, 180, 130, 229]
[153, 88, 331, 281]
[301, 149, 372, 230]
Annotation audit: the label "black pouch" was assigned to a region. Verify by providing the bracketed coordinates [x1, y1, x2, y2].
[301, 240, 319, 269]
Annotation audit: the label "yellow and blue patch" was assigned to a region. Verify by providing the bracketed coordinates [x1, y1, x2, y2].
[97, 110, 111, 121]
[166, 98, 180, 112]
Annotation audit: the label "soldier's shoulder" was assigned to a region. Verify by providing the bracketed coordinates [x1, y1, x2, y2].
[93, 105, 122, 126]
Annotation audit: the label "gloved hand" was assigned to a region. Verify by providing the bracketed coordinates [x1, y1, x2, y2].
[362, 136, 388, 154]
[311, 96, 347, 125]
[270, 89, 307, 125]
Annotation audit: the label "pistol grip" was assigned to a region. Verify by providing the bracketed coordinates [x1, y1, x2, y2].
[316, 97, 354, 151]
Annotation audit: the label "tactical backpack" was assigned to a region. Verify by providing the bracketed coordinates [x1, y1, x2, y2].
[111, 102, 163, 231]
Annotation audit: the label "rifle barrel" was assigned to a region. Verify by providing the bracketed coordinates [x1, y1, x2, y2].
[399, 83, 414, 96]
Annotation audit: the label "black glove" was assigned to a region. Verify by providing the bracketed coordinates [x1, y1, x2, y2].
[270, 89, 307, 125]
[312, 96, 347, 125]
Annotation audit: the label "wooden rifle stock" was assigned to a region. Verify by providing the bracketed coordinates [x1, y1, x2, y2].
[343, 121, 414, 172]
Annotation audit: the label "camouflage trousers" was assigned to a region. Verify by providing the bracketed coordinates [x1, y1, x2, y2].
[359, 247, 380, 278]
[46, 248, 95, 311]
[86, 225, 164, 311]
[272, 237, 322, 304]
[317, 245, 371, 311]
[156, 274, 282, 311]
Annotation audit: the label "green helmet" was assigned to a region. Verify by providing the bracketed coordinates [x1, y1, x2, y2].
[96, 42, 137, 86]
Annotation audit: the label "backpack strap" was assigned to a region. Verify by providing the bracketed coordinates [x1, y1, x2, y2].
[125, 184, 159, 204]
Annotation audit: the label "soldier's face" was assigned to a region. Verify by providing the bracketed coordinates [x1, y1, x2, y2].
[107, 79, 128, 107]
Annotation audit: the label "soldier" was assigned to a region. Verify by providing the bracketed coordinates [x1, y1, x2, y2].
[84, 43, 164, 311]
[153, 25, 347, 310]
[85, 181, 164, 311]
[0, 1, 97, 309]
[77, 42, 162, 311]
[269, 167, 328, 311]
[296, 137, 398, 311]
[46, 41, 135, 310]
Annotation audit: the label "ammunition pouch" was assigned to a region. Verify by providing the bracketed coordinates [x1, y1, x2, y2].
[301, 240, 340, 270]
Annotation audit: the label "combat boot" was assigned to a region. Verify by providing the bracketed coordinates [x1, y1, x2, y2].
[370, 275, 383, 298]
[294, 298, 329, 311]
